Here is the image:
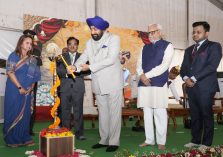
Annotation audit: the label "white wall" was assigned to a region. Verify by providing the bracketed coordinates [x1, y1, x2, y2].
[97, 0, 187, 49]
[189, 0, 223, 46]
[0, 0, 95, 29]
[0, 29, 22, 59]
[1, 0, 222, 48]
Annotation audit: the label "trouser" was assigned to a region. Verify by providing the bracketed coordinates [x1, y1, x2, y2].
[96, 89, 123, 146]
[30, 82, 37, 133]
[60, 91, 84, 137]
[143, 107, 167, 145]
[187, 87, 215, 146]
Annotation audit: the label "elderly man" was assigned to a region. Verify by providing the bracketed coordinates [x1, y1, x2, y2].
[73, 16, 124, 152]
[136, 24, 174, 150]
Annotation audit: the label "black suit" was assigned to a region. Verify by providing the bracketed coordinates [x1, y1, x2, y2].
[180, 40, 222, 146]
[56, 52, 86, 138]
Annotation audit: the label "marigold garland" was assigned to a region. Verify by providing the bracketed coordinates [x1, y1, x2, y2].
[49, 61, 61, 129]
[40, 128, 73, 137]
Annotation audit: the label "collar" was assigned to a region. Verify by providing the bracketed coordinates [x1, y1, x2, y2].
[196, 39, 207, 49]
[152, 39, 161, 44]
[69, 52, 77, 56]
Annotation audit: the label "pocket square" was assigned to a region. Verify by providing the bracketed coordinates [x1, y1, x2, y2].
[102, 45, 107, 48]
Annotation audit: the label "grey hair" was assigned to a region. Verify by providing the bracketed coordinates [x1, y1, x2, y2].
[148, 24, 165, 39]
[148, 24, 163, 30]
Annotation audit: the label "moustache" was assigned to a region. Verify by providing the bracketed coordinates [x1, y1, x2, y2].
[92, 34, 99, 37]
[91, 34, 102, 41]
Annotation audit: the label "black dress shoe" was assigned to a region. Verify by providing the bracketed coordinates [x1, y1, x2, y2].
[132, 126, 145, 132]
[106, 145, 119, 152]
[92, 143, 108, 149]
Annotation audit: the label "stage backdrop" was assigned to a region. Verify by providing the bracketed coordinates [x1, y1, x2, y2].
[24, 14, 149, 107]
[24, 14, 223, 119]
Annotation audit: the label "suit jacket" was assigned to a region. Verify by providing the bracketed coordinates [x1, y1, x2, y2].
[180, 40, 222, 93]
[56, 52, 86, 93]
[75, 32, 124, 95]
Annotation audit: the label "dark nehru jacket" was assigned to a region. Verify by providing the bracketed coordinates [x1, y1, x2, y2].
[138, 39, 170, 87]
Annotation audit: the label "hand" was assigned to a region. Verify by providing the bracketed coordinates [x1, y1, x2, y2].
[25, 87, 33, 95]
[144, 78, 151, 86]
[169, 73, 177, 80]
[66, 65, 75, 74]
[70, 65, 76, 71]
[19, 87, 27, 95]
[185, 78, 194, 87]
[140, 74, 151, 86]
[80, 64, 90, 71]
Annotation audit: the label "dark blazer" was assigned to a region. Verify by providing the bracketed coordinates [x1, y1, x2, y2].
[56, 52, 86, 93]
[180, 40, 222, 92]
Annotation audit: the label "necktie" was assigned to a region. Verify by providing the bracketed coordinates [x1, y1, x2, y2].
[70, 54, 75, 65]
[192, 43, 200, 57]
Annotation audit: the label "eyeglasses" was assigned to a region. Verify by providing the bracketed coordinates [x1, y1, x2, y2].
[192, 31, 205, 35]
[68, 43, 78, 46]
[148, 29, 160, 35]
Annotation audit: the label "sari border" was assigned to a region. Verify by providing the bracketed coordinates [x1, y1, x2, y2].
[4, 95, 28, 138]
[23, 140, 35, 146]
[15, 56, 29, 71]
[6, 143, 24, 148]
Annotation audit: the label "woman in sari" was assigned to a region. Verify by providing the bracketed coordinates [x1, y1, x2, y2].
[3, 35, 41, 147]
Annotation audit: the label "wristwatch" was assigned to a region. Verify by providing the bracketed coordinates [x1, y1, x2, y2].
[18, 86, 22, 90]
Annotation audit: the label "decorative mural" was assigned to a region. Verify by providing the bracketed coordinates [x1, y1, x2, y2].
[24, 14, 149, 106]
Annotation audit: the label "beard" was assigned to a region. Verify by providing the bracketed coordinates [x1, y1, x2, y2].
[91, 32, 104, 41]
[149, 37, 155, 43]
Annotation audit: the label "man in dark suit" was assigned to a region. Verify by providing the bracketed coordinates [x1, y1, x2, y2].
[56, 37, 86, 140]
[180, 21, 222, 149]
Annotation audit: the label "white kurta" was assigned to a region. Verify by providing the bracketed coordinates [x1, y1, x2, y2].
[169, 80, 181, 101]
[137, 43, 174, 108]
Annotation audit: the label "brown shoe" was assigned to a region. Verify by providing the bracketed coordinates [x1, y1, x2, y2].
[158, 144, 166, 150]
[139, 142, 153, 147]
